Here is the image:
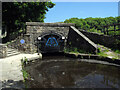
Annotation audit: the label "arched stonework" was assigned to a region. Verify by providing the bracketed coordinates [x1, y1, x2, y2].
[26, 22, 75, 53]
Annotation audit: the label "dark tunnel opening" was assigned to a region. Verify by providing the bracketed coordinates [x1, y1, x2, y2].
[37, 33, 66, 53]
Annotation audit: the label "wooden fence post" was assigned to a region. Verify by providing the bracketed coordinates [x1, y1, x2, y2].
[106, 26, 108, 35]
[114, 25, 116, 35]
[103, 27, 106, 34]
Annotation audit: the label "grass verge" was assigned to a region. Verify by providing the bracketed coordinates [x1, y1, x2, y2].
[21, 57, 29, 82]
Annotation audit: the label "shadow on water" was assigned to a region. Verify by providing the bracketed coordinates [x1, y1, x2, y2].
[24, 54, 120, 88]
[42, 52, 65, 57]
[42, 52, 70, 61]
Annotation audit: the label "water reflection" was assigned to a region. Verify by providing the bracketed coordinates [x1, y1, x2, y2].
[25, 55, 120, 88]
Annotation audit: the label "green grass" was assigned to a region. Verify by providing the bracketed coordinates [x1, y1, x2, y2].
[97, 46, 120, 60]
[21, 58, 29, 82]
[21, 69, 29, 82]
[97, 46, 109, 57]
[64, 47, 90, 54]
[114, 50, 120, 54]
[97, 52, 108, 57]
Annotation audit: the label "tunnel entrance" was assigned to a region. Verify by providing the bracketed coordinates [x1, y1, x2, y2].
[37, 33, 65, 53]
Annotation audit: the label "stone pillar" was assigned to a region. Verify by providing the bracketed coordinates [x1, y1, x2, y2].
[29, 33, 34, 54]
[0, 44, 7, 58]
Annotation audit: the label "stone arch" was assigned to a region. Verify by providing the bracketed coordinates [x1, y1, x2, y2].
[36, 32, 65, 53]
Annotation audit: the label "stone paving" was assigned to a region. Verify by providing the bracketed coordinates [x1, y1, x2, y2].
[0, 53, 42, 89]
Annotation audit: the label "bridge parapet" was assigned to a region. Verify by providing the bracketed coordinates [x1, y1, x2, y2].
[26, 22, 75, 27]
[26, 22, 75, 37]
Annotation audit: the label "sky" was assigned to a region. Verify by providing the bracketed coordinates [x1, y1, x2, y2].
[44, 2, 119, 23]
[51, 0, 120, 2]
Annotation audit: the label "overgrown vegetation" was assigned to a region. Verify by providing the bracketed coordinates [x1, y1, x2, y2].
[64, 17, 120, 35]
[21, 57, 29, 82]
[64, 47, 90, 54]
[114, 50, 120, 54]
[97, 50, 108, 58]
[64, 45, 120, 60]
[2, 2, 55, 42]
[97, 46, 120, 60]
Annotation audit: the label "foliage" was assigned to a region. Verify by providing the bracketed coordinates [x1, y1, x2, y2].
[114, 50, 120, 54]
[21, 69, 29, 82]
[64, 47, 90, 54]
[97, 51, 108, 57]
[21, 58, 29, 82]
[2, 2, 55, 42]
[97, 46, 120, 60]
[64, 16, 120, 35]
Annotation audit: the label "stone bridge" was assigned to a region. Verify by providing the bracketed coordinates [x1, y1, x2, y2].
[2, 22, 98, 57]
[25, 22, 97, 54]
[26, 22, 75, 53]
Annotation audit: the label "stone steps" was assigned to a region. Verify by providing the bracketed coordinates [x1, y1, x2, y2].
[7, 48, 21, 57]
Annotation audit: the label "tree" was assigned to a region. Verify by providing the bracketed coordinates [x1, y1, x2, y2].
[2, 2, 55, 41]
[64, 16, 120, 35]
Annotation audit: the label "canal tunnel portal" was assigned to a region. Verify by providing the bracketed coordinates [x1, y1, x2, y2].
[9, 22, 97, 54]
[25, 22, 75, 53]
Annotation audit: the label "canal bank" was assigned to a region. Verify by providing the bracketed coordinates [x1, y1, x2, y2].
[23, 55, 120, 88]
[0, 53, 42, 89]
[1, 51, 120, 89]
[64, 52, 120, 66]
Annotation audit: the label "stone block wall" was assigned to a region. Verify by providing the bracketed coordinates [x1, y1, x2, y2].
[67, 26, 98, 54]
[0, 44, 7, 58]
[26, 22, 75, 40]
[80, 30, 120, 50]
[26, 26, 70, 37]
[25, 22, 75, 53]
[7, 34, 34, 54]
[5, 22, 120, 54]
[8, 23, 75, 54]
[26, 26, 70, 47]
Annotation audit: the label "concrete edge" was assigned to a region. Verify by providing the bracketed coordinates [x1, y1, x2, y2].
[64, 52, 120, 65]
[21, 53, 42, 60]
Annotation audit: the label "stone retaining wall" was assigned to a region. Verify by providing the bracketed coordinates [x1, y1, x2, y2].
[67, 26, 98, 54]
[80, 30, 120, 50]
[65, 52, 120, 66]
[7, 34, 33, 54]
[0, 44, 7, 58]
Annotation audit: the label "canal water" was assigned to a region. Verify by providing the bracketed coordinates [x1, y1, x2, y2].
[25, 53, 120, 88]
